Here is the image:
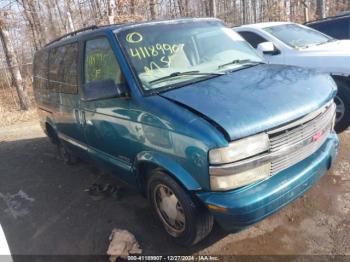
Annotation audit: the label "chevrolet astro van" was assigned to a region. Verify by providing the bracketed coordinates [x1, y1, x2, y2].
[33, 18, 339, 246]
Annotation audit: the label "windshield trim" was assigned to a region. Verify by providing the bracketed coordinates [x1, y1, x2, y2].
[263, 23, 333, 49]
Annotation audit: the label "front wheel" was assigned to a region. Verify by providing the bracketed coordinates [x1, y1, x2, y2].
[147, 169, 213, 246]
[334, 78, 350, 133]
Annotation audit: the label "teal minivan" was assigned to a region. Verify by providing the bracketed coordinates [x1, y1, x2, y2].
[33, 18, 339, 246]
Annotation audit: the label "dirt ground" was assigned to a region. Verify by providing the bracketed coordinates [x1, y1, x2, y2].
[0, 120, 349, 257]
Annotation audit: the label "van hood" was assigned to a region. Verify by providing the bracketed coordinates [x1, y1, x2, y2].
[161, 64, 336, 141]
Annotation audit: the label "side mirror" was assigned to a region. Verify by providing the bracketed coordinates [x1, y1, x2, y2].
[257, 42, 280, 55]
[83, 79, 128, 102]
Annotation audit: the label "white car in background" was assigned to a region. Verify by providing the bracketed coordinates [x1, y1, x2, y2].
[234, 22, 350, 132]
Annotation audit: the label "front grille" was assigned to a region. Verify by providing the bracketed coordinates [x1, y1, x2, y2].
[268, 102, 335, 175]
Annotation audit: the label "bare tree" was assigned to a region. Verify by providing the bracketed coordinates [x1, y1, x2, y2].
[17, 0, 39, 50]
[149, 0, 156, 20]
[54, 0, 67, 32]
[0, 14, 29, 110]
[130, 0, 136, 15]
[209, 0, 217, 17]
[316, 0, 326, 18]
[242, 0, 246, 24]
[65, 0, 76, 31]
[107, 0, 115, 24]
[303, 0, 310, 22]
[22, 0, 46, 47]
[43, 0, 60, 40]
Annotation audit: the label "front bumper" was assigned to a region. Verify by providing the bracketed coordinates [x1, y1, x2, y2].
[196, 133, 339, 231]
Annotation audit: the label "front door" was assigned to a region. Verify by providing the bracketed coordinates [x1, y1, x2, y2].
[80, 36, 136, 184]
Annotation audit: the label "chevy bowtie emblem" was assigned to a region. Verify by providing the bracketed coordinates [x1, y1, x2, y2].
[312, 131, 322, 142]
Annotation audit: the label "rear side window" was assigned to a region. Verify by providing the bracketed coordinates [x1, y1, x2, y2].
[48, 42, 78, 94]
[84, 37, 124, 85]
[238, 31, 268, 48]
[61, 43, 79, 93]
[33, 50, 49, 91]
[48, 46, 65, 92]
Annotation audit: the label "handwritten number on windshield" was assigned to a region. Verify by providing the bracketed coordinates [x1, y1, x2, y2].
[125, 32, 186, 75]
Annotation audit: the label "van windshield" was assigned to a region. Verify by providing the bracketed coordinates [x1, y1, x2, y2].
[116, 20, 262, 92]
[263, 24, 333, 49]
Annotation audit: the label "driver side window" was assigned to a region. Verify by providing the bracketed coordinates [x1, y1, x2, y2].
[238, 31, 268, 49]
[84, 37, 125, 85]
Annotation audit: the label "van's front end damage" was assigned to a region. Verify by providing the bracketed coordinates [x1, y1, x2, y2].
[198, 132, 339, 231]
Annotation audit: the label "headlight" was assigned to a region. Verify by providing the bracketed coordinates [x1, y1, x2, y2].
[209, 133, 269, 164]
[210, 163, 271, 191]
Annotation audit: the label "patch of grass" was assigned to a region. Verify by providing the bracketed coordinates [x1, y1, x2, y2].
[0, 109, 38, 128]
[0, 86, 38, 127]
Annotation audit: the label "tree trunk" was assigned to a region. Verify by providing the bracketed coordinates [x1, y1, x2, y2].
[184, 0, 189, 16]
[67, 10, 75, 31]
[303, 0, 309, 22]
[107, 0, 114, 24]
[316, 0, 326, 19]
[209, 0, 216, 17]
[178, 0, 184, 16]
[43, 0, 59, 40]
[94, 0, 103, 20]
[54, 0, 67, 32]
[17, 0, 39, 50]
[89, 0, 99, 23]
[75, 0, 86, 27]
[130, 0, 135, 15]
[252, 0, 257, 23]
[149, 0, 156, 20]
[23, 0, 46, 47]
[0, 18, 29, 110]
[242, 0, 246, 24]
[65, 0, 76, 31]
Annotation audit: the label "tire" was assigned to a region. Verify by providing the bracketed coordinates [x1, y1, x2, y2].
[147, 169, 213, 246]
[334, 78, 350, 133]
[57, 142, 79, 165]
[46, 124, 59, 145]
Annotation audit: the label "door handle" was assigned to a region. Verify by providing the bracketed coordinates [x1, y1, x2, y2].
[81, 111, 86, 125]
[74, 109, 85, 126]
[74, 109, 80, 123]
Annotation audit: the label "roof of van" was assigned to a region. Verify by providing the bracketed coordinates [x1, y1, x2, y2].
[43, 18, 222, 49]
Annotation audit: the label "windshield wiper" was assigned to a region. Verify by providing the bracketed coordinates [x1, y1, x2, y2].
[149, 70, 224, 84]
[218, 59, 264, 69]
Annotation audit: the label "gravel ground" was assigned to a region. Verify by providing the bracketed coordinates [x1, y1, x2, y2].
[0, 120, 349, 257]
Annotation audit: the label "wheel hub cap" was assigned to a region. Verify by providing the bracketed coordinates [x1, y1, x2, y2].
[154, 185, 185, 236]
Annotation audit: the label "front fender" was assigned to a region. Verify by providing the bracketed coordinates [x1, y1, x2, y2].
[133, 151, 202, 191]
